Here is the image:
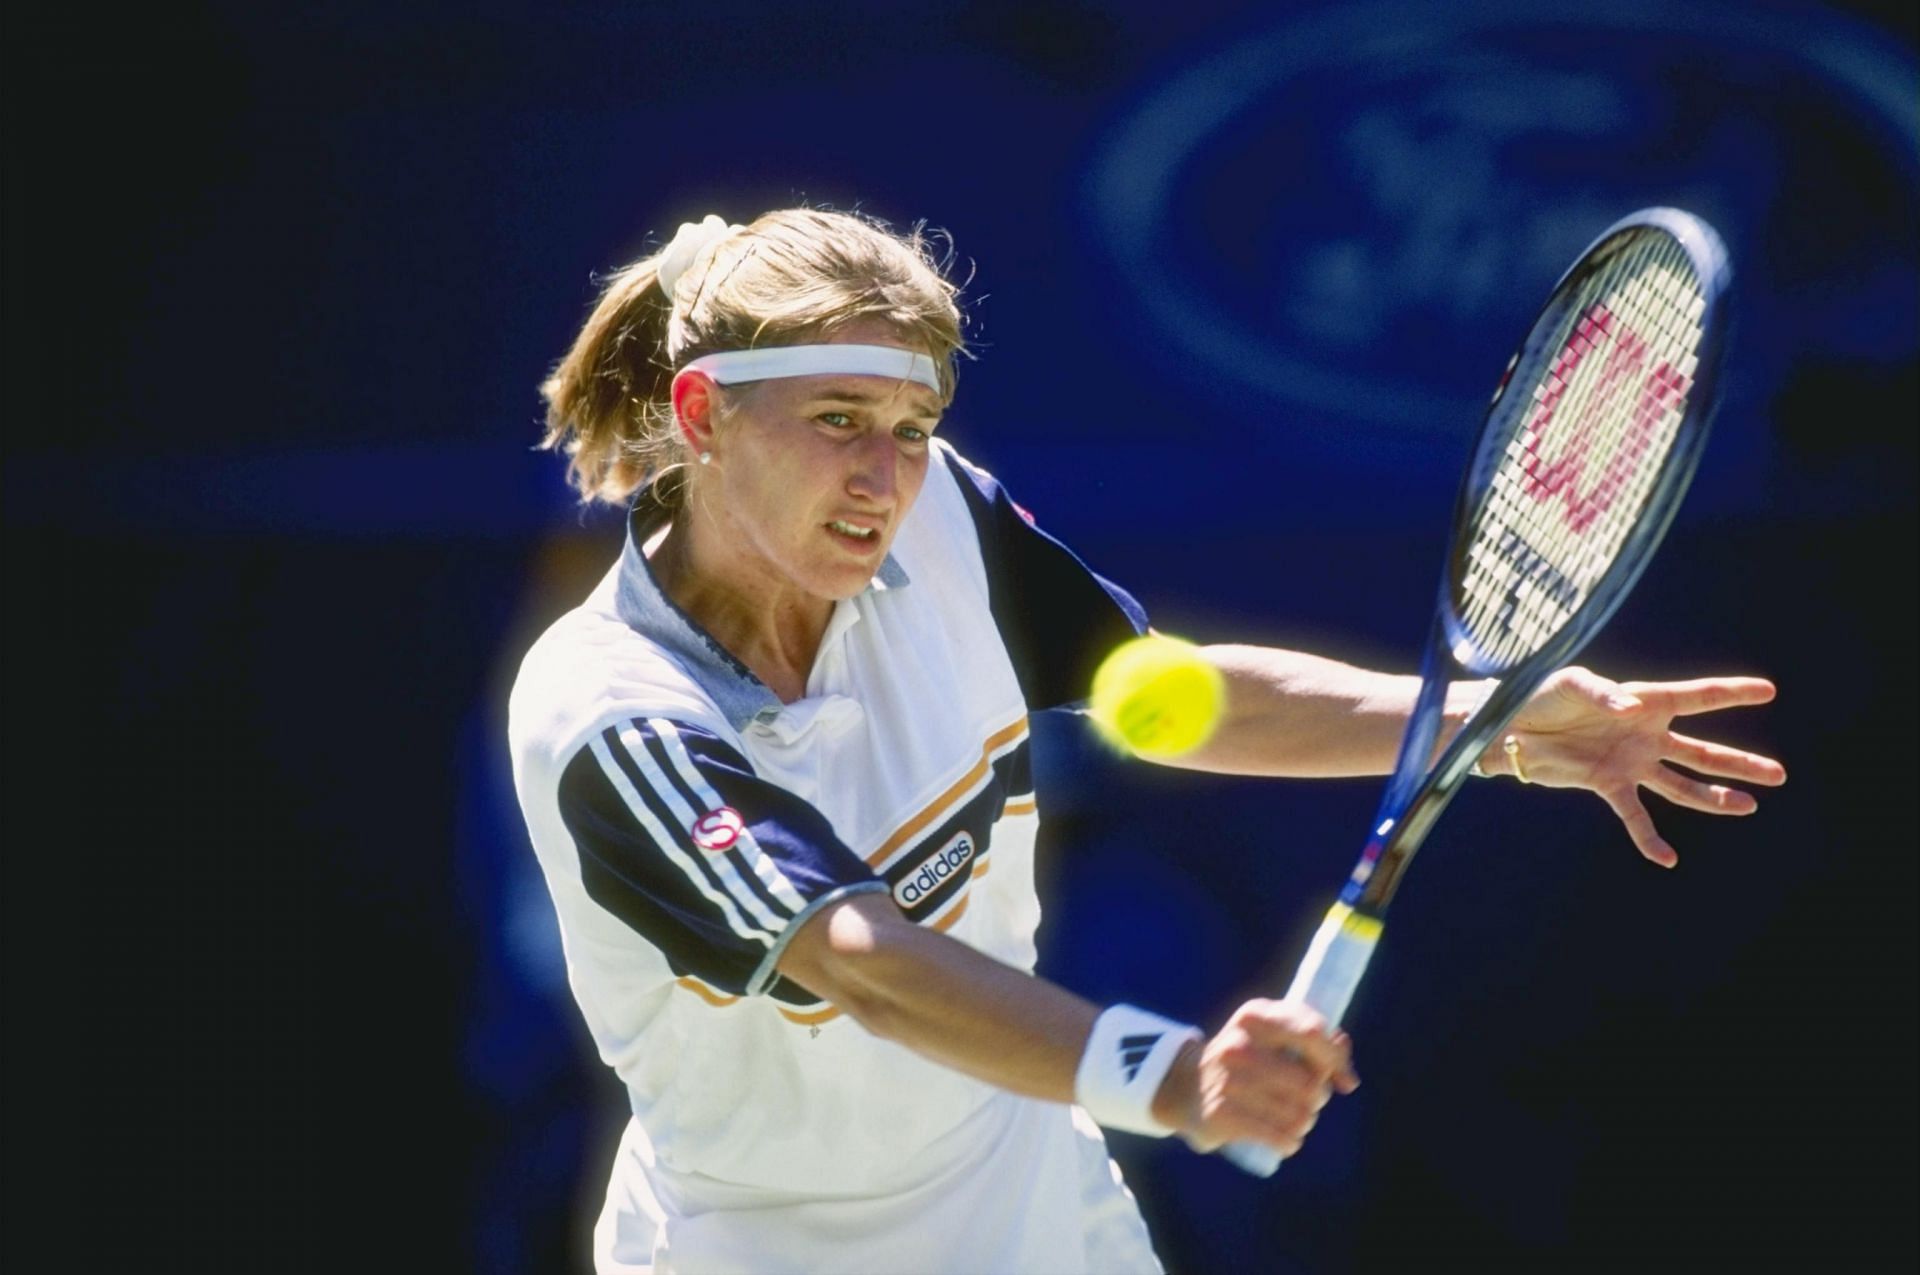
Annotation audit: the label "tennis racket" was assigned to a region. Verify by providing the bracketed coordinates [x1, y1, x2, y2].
[1222, 206, 1732, 1178]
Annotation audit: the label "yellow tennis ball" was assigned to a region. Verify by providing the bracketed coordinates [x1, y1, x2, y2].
[1088, 635, 1225, 758]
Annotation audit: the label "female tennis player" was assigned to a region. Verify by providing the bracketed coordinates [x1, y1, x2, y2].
[508, 208, 1783, 1274]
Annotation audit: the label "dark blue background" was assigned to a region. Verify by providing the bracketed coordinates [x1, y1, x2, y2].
[5, 2, 1914, 1271]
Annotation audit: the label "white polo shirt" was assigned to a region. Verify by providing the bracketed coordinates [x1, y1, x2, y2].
[509, 441, 1158, 1271]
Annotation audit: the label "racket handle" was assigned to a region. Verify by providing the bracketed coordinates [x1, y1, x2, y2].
[1221, 1138, 1285, 1178]
[1219, 903, 1383, 1178]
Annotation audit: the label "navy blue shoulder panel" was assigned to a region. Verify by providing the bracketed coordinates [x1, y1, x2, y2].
[555, 718, 881, 1005]
[945, 450, 1149, 711]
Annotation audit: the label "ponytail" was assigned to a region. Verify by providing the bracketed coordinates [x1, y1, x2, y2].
[538, 255, 679, 505]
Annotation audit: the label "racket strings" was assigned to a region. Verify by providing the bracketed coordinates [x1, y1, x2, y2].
[1457, 229, 1707, 669]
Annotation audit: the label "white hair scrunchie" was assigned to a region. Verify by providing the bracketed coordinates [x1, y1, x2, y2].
[656, 214, 740, 299]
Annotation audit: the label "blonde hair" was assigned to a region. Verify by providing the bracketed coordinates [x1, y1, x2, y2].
[539, 208, 968, 506]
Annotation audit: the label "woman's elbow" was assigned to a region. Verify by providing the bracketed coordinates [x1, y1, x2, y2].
[776, 894, 919, 1038]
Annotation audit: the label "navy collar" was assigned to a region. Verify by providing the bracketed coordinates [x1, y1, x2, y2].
[613, 489, 910, 730]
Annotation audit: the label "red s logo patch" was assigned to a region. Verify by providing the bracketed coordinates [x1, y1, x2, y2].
[691, 807, 744, 852]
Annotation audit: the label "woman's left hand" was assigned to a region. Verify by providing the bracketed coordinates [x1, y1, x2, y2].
[1488, 667, 1785, 868]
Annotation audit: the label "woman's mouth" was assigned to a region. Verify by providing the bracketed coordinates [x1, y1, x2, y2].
[827, 519, 879, 543]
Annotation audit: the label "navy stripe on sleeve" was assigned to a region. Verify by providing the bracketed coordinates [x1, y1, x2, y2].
[555, 718, 883, 1000]
[595, 725, 785, 941]
[945, 450, 1150, 711]
[631, 726, 800, 928]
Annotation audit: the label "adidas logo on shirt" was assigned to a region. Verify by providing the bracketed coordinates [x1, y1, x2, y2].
[893, 832, 976, 909]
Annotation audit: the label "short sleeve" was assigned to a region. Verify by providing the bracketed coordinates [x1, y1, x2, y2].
[555, 716, 887, 1004]
[945, 451, 1150, 711]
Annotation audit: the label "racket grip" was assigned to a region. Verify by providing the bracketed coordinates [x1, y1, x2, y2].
[1218, 903, 1382, 1179]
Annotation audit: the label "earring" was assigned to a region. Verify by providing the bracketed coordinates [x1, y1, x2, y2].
[698, 451, 712, 466]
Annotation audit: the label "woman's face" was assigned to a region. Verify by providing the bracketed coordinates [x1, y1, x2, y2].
[701, 320, 945, 604]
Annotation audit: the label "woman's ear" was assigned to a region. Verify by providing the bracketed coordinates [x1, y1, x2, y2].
[671, 372, 718, 457]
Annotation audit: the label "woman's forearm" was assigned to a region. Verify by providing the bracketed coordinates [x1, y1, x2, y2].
[774, 892, 1338, 1144]
[777, 892, 1102, 1104]
[1156, 644, 1493, 778]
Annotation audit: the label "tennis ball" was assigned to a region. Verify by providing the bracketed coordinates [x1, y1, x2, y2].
[1088, 634, 1226, 758]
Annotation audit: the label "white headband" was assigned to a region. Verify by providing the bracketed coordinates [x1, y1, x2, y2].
[680, 345, 944, 394]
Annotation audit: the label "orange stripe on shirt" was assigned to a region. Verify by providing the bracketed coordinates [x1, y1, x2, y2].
[866, 716, 1029, 869]
[778, 1003, 842, 1026]
[676, 976, 740, 1007]
[931, 893, 971, 933]
[1001, 795, 1037, 817]
[681, 975, 837, 1027]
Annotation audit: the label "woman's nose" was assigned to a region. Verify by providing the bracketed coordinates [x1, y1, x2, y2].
[845, 433, 897, 503]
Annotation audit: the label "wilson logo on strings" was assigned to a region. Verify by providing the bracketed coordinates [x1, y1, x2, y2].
[1519, 302, 1689, 534]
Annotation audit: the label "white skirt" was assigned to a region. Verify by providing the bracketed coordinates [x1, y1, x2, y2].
[593, 1096, 1164, 1274]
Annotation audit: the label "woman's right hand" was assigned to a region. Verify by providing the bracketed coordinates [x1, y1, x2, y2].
[1151, 999, 1360, 1155]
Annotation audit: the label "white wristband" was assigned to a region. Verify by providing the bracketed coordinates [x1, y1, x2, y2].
[1074, 1004, 1203, 1137]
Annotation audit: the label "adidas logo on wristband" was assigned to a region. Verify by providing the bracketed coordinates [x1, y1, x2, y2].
[1118, 1033, 1161, 1083]
[1075, 1005, 1202, 1137]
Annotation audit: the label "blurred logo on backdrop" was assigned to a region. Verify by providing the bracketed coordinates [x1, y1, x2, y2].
[1087, 0, 1918, 439]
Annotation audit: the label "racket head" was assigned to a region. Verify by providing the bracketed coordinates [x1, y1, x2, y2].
[1441, 208, 1731, 681]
